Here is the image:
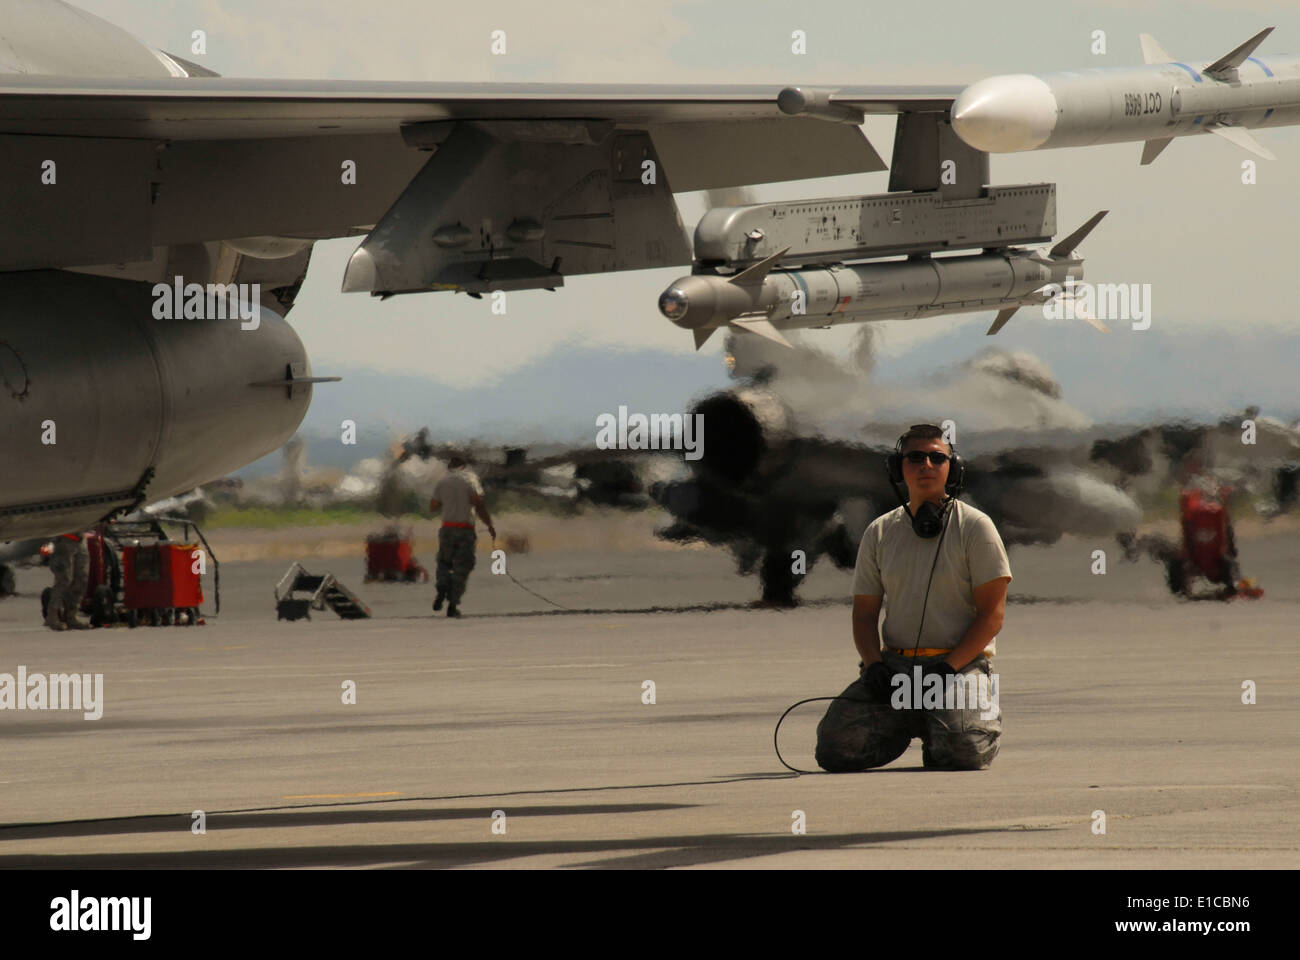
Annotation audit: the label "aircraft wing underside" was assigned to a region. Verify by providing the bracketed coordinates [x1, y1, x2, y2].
[0, 78, 961, 279]
[0, 77, 962, 138]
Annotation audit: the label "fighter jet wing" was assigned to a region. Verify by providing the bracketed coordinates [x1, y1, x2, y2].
[0, 77, 963, 140]
[0, 76, 962, 280]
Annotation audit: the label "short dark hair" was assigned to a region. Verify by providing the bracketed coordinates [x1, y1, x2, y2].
[447, 456, 467, 469]
[899, 423, 952, 452]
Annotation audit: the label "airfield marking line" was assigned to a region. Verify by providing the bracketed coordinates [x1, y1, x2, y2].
[103, 663, 630, 677]
[870, 843, 1300, 852]
[280, 791, 402, 800]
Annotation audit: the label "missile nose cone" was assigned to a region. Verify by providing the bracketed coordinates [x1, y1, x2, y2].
[658, 286, 691, 324]
[658, 275, 724, 329]
[952, 74, 1058, 153]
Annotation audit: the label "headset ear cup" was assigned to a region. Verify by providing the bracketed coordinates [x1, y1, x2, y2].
[886, 452, 904, 485]
[946, 454, 965, 496]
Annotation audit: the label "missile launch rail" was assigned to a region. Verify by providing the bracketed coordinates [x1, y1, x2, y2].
[692, 183, 1056, 270]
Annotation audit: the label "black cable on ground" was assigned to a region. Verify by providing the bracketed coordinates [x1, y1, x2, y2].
[486, 538, 877, 773]
[492, 536, 571, 610]
[773, 695, 876, 774]
[503, 569, 571, 610]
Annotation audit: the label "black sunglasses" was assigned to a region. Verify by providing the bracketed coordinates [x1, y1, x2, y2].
[904, 451, 950, 466]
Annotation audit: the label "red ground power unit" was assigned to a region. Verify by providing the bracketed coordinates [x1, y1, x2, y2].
[364, 531, 426, 582]
[123, 542, 204, 610]
[1179, 490, 1229, 581]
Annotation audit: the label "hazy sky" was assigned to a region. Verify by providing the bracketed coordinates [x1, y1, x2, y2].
[70, 0, 1300, 423]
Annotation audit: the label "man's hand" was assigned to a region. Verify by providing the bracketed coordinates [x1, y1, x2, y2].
[470, 493, 495, 540]
[945, 576, 1009, 669]
[862, 661, 895, 704]
[921, 659, 957, 683]
[852, 595, 884, 666]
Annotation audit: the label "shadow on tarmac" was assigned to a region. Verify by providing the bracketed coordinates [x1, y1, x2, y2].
[0, 824, 1043, 869]
[0, 767, 1061, 868]
[0, 802, 693, 842]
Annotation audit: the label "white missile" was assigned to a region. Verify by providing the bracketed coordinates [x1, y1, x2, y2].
[953, 28, 1297, 163]
[657, 213, 1107, 348]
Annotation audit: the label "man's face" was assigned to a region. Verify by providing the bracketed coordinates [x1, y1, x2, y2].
[902, 437, 950, 503]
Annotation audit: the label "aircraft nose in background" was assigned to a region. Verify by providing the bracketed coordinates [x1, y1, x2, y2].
[952, 74, 1059, 152]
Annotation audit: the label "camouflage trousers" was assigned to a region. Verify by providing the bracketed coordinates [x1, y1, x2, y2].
[435, 526, 477, 606]
[46, 537, 89, 629]
[815, 651, 1001, 771]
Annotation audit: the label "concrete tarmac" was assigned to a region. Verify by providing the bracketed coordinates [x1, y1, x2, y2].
[0, 528, 1295, 868]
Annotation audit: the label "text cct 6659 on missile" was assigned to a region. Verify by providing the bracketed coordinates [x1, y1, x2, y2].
[952, 28, 1294, 164]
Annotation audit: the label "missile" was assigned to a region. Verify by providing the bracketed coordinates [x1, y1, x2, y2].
[657, 213, 1107, 348]
[952, 28, 1296, 163]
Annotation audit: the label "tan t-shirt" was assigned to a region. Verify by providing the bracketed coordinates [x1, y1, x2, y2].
[852, 499, 1012, 655]
[433, 469, 482, 525]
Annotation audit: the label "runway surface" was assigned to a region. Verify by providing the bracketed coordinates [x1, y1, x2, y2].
[0, 527, 1296, 868]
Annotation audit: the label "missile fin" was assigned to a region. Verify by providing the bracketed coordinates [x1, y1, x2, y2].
[729, 317, 793, 348]
[1140, 137, 1174, 165]
[1049, 210, 1108, 259]
[693, 327, 717, 351]
[986, 307, 1019, 335]
[1203, 27, 1275, 78]
[1061, 295, 1111, 333]
[1080, 311, 1112, 334]
[1139, 34, 1173, 65]
[1207, 123, 1277, 160]
[728, 248, 790, 287]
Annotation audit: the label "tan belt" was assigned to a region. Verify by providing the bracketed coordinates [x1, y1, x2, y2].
[887, 647, 994, 658]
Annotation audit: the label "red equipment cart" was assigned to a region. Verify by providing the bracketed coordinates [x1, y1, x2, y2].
[364, 527, 428, 582]
[41, 517, 219, 627]
[122, 540, 204, 626]
[1167, 486, 1264, 600]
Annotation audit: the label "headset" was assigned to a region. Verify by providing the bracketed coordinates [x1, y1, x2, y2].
[885, 426, 965, 655]
[885, 426, 965, 537]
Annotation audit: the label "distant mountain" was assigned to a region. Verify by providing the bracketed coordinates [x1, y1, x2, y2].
[881, 317, 1300, 424]
[237, 344, 733, 476]
[236, 323, 1299, 477]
